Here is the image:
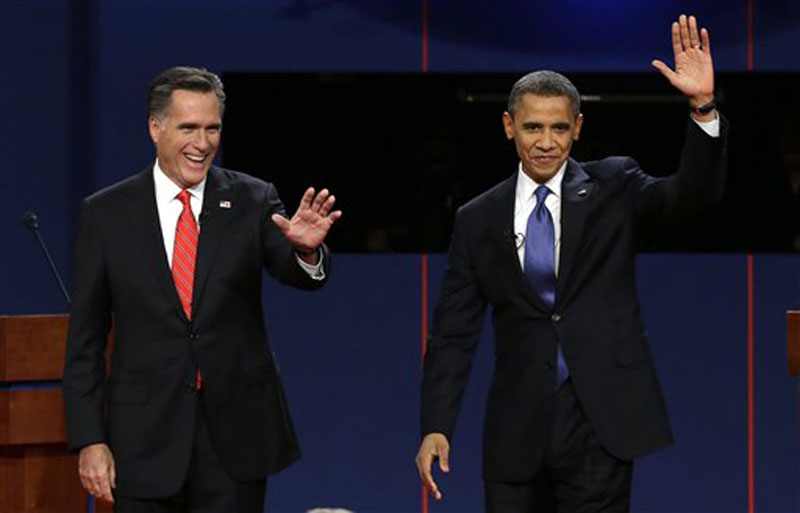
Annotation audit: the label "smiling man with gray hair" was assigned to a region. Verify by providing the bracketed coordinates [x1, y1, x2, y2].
[64, 66, 342, 512]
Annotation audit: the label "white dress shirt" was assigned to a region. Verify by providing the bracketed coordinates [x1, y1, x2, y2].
[514, 164, 564, 276]
[513, 115, 720, 275]
[153, 160, 324, 279]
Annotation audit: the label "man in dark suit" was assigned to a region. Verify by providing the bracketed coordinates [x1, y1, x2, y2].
[415, 15, 726, 511]
[63, 66, 341, 512]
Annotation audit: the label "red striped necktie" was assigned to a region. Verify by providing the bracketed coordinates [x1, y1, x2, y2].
[172, 190, 203, 390]
[173, 190, 198, 320]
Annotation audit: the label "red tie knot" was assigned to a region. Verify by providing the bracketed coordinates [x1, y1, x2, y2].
[177, 190, 192, 207]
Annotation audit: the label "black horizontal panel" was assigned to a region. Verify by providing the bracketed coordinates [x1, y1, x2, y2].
[222, 72, 800, 253]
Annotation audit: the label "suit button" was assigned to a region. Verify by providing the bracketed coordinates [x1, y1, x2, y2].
[189, 332, 199, 340]
[551, 313, 561, 322]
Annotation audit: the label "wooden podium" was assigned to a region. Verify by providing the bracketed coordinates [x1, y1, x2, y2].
[0, 315, 111, 513]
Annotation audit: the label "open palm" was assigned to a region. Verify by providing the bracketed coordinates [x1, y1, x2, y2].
[652, 14, 714, 103]
[272, 187, 342, 252]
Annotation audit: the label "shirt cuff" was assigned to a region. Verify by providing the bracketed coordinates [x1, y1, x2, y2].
[295, 250, 326, 280]
[692, 112, 720, 138]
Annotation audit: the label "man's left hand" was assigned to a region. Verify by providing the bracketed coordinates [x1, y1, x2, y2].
[652, 14, 715, 109]
[272, 187, 342, 264]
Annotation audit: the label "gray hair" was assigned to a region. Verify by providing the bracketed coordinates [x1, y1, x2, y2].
[507, 70, 580, 119]
[148, 66, 226, 119]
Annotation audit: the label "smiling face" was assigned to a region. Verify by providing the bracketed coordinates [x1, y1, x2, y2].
[149, 89, 222, 188]
[503, 93, 583, 184]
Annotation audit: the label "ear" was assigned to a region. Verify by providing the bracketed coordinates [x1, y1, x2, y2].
[502, 111, 515, 140]
[573, 113, 584, 141]
[148, 115, 162, 144]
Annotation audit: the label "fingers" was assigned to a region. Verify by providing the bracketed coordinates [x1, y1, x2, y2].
[300, 187, 315, 210]
[318, 195, 335, 217]
[328, 210, 343, 223]
[700, 27, 711, 54]
[415, 434, 450, 501]
[675, 14, 705, 52]
[678, 14, 691, 51]
[416, 452, 442, 500]
[688, 15, 701, 48]
[97, 471, 114, 503]
[311, 188, 329, 212]
[437, 439, 451, 473]
[304, 188, 341, 221]
[670, 21, 682, 57]
[78, 444, 115, 504]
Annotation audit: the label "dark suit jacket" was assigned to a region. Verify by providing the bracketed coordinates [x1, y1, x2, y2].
[421, 118, 728, 482]
[63, 165, 330, 497]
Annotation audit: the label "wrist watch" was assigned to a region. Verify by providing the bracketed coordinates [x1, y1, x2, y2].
[690, 99, 716, 116]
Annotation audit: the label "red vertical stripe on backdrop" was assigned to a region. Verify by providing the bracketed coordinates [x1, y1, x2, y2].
[421, 0, 429, 73]
[422, 253, 429, 359]
[747, 0, 755, 71]
[747, 254, 755, 513]
[421, 253, 429, 513]
[419, 8, 430, 509]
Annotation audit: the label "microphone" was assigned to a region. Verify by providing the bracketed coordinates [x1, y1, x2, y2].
[22, 211, 71, 305]
[502, 227, 525, 250]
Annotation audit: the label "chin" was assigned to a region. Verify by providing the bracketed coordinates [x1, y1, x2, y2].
[179, 169, 208, 186]
[530, 169, 557, 181]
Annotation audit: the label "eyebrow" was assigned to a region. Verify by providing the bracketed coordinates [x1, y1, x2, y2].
[520, 121, 571, 129]
[177, 122, 222, 129]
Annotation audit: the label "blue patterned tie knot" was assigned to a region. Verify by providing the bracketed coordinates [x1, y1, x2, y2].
[534, 185, 550, 206]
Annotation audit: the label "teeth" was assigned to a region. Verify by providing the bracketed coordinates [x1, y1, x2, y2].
[185, 154, 204, 163]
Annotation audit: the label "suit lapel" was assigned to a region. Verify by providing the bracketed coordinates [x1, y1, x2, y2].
[124, 167, 187, 322]
[557, 158, 595, 305]
[191, 166, 235, 319]
[490, 174, 552, 313]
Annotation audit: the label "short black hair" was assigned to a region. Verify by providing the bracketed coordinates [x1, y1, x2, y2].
[507, 70, 580, 118]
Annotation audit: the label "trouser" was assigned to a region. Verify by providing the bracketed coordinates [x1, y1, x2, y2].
[114, 400, 267, 513]
[485, 379, 633, 513]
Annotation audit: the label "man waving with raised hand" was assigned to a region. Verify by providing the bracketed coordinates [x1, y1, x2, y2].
[417, 14, 724, 512]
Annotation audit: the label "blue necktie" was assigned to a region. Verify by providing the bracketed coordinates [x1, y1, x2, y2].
[524, 186, 569, 389]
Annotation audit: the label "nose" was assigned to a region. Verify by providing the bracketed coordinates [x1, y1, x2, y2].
[536, 130, 555, 151]
[193, 130, 210, 151]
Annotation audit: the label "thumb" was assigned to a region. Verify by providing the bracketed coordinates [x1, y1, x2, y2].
[651, 60, 676, 82]
[271, 213, 290, 233]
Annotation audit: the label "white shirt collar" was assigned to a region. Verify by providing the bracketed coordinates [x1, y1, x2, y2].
[153, 159, 206, 207]
[515, 160, 567, 205]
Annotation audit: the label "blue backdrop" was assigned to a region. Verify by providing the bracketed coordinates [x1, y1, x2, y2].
[3, 1, 800, 511]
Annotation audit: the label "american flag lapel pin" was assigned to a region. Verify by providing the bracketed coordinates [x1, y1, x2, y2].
[219, 200, 231, 209]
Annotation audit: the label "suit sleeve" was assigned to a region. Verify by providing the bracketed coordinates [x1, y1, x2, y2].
[63, 199, 112, 451]
[633, 115, 728, 228]
[259, 182, 330, 290]
[421, 207, 487, 441]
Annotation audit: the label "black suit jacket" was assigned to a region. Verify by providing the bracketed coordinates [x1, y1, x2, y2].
[421, 118, 728, 481]
[63, 166, 330, 497]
